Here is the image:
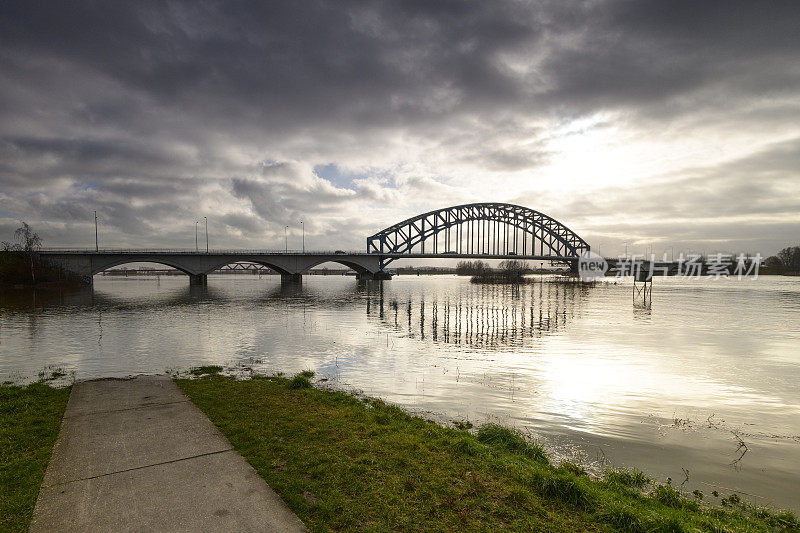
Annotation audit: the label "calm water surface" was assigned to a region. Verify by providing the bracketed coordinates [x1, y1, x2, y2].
[1, 274, 798, 510]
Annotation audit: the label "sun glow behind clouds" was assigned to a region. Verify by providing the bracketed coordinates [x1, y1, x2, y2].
[537, 115, 712, 195]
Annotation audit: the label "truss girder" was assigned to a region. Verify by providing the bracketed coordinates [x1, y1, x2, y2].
[366, 203, 589, 258]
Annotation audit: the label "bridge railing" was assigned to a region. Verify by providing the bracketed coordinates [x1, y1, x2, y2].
[37, 248, 366, 255]
[37, 249, 579, 261]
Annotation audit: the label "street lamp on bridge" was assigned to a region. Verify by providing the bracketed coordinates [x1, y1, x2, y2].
[301, 221, 304, 253]
[195, 221, 199, 252]
[284, 225, 288, 253]
[204, 216, 208, 253]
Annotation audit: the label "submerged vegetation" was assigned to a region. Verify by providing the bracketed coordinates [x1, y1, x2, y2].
[470, 259, 533, 284]
[188, 365, 224, 376]
[177, 374, 798, 532]
[0, 382, 70, 532]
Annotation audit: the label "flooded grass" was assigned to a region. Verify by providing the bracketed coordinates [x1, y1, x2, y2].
[177, 374, 799, 532]
[287, 374, 313, 390]
[0, 382, 70, 532]
[188, 365, 224, 376]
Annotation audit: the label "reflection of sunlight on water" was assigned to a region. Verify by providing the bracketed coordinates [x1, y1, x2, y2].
[1, 274, 800, 510]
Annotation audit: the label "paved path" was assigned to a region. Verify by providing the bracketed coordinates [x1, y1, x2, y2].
[31, 375, 307, 532]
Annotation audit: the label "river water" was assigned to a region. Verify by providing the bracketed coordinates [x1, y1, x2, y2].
[1, 274, 798, 510]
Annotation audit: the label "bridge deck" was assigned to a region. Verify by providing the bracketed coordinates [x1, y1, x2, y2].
[38, 249, 581, 284]
[39, 249, 575, 261]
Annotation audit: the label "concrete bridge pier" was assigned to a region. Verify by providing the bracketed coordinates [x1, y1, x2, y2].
[281, 273, 303, 283]
[189, 274, 207, 286]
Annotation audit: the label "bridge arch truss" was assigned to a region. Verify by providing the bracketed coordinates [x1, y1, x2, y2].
[367, 202, 589, 262]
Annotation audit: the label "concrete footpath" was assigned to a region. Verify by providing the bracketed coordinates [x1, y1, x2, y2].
[31, 375, 307, 532]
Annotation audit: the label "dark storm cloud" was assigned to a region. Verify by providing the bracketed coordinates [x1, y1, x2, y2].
[537, 1, 800, 115]
[2, 1, 798, 132]
[0, 0, 540, 129]
[0, 1, 798, 249]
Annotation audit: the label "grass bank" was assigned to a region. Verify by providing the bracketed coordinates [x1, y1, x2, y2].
[176, 374, 798, 532]
[0, 383, 70, 532]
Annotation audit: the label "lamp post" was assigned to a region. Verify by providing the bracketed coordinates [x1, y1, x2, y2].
[301, 221, 304, 253]
[94, 211, 99, 252]
[204, 216, 208, 253]
[195, 221, 199, 252]
[284, 225, 288, 253]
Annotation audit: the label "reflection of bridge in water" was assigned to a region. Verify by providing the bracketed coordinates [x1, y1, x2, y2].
[364, 279, 589, 349]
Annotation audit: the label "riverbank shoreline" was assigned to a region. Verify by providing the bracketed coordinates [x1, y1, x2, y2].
[3, 375, 798, 531]
[0, 280, 88, 290]
[174, 372, 798, 532]
[0, 251, 86, 289]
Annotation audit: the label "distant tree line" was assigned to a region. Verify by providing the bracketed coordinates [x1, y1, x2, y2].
[766, 246, 800, 274]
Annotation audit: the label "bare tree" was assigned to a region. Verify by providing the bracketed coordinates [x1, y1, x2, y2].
[15, 222, 42, 252]
[498, 259, 528, 282]
[456, 260, 488, 276]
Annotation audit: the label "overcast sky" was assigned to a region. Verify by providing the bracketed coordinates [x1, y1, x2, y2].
[1, 1, 798, 257]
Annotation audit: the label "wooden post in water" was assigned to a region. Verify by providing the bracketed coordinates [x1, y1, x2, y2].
[633, 261, 653, 305]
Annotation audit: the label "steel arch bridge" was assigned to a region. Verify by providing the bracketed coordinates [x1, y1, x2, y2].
[367, 202, 589, 268]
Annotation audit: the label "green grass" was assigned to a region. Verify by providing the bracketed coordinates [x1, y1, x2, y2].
[0, 383, 70, 532]
[603, 467, 650, 490]
[288, 375, 313, 389]
[176, 374, 799, 532]
[476, 423, 548, 463]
